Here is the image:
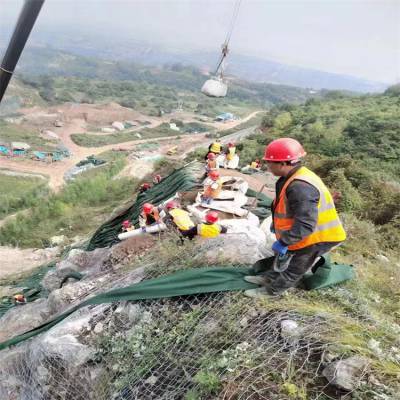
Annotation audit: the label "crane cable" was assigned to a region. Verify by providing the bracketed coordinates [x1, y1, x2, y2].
[214, 0, 242, 77]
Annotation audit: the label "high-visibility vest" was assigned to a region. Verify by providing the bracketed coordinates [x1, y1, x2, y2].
[273, 166, 346, 251]
[210, 142, 221, 153]
[197, 223, 221, 238]
[204, 178, 222, 198]
[227, 146, 236, 161]
[169, 208, 195, 231]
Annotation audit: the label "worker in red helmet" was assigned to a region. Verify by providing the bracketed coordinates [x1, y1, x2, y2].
[152, 174, 162, 184]
[201, 170, 222, 204]
[121, 219, 134, 232]
[164, 200, 196, 239]
[139, 202, 165, 230]
[139, 182, 151, 193]
[244, 138, 346, 298]
[196, 211, 227, 238]
[205, 151, 218, 175]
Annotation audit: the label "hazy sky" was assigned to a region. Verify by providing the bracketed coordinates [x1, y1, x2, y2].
[1, 0, 399, 83]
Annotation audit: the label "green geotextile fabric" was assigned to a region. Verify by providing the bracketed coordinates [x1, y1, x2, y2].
[244, 188, 273, 219]
[87, 162, 203, 250]
[0, 260, 354, 351]
[251, 254, 355, 291]
[0, 267, 256, 351]
[302, 262, 355, 290]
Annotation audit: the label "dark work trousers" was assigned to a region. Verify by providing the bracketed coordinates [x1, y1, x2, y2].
[261, 242, 340, 294]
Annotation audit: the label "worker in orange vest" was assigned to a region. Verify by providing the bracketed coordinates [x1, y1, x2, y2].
[205, 152, 218, 175]
[138, 203, 166, 230]
[245, 138, 346, 297]
[201, 170, 222, 205]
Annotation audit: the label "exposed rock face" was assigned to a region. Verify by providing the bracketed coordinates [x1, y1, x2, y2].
[0, 305, 110, 400]
[197, 226, 273, 265]
[42, 247, 112, 292]
[322, 355, 369, 391]
[0, 299, 51, 342]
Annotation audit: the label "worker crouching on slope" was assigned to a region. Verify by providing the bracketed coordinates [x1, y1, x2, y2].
[197, 211, 227, 238]
[139, 203, 166, 231]
[205, 152, 218, 176]
[245, 138, 346, 297]
[164, 200, 197, 240]
[201, 170, 222, 205]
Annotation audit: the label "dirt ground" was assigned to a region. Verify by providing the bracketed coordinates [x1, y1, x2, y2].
[0, 246, 58, 282]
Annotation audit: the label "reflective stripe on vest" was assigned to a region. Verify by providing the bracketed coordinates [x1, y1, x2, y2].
[169, 209, 195, 231]
[198, 223, 221, 238]
[210, 143, 221, 153]
[273, 166, 346, 250]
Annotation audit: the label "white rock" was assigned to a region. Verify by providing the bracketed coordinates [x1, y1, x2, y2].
[368, 339, 383, 357]
[112, 121, 125, 131]
[376, 254, 389, 263]
[135, 133, 142, 139]
[93, 322, 104, 334]
[322, 356, 369, 391]
[280, 319, 299, 339]
[50, 235, 66, 246]
[101, 127, 116, 133]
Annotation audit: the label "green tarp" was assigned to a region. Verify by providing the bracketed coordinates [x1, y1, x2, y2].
[0, 258, 354, 351]
[87, 162, 203, 250]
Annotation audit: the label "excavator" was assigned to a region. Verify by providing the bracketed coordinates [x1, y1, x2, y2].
[0, 0, 241, 103]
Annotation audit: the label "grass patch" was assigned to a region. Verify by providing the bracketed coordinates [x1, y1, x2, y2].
[0, 172, 49, 218]
[0, 120, 55, 151]
[0, 155, 137, 248]
[70, 123, 183, 147]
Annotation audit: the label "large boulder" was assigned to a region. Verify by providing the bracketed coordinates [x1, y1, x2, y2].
[0, 305, 110, 400]
[197, 225, 273, 265]
[0, 299, 51, 342]
[41, 247, 111, 292]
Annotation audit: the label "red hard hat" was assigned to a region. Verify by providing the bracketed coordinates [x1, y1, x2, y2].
[122, 220, 131, 228]
[207, 152, 216, 160]
[205, 211, 219, 224]
[142, 182, 151, 189]
[263, 138, 306, 162]
[209, 170, 220, 180]
[228, 142, 234, 147]
[143, 203, 153, 214]
[166, 200, 178, 210]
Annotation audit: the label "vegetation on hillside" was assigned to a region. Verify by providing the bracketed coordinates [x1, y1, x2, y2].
[0, 173, 49, 219]
[71, 122, 210, 147]
[0, 152, 135, 248]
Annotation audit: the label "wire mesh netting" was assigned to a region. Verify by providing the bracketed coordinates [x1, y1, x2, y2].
[0, 241, 383, 400]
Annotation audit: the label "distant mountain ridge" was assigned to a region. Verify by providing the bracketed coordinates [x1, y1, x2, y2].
[8, 30, 388, 93]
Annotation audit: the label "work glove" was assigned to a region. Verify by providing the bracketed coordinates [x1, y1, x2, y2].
[272, 240, 288, 256]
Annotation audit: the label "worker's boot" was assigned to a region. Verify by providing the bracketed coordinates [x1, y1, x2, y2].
[244, 275, 271, 286]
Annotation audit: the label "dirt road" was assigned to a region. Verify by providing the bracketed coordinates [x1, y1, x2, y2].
[0, 110, 262, 191]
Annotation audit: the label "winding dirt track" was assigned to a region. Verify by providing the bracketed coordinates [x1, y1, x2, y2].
[0, 111, 262, 191]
